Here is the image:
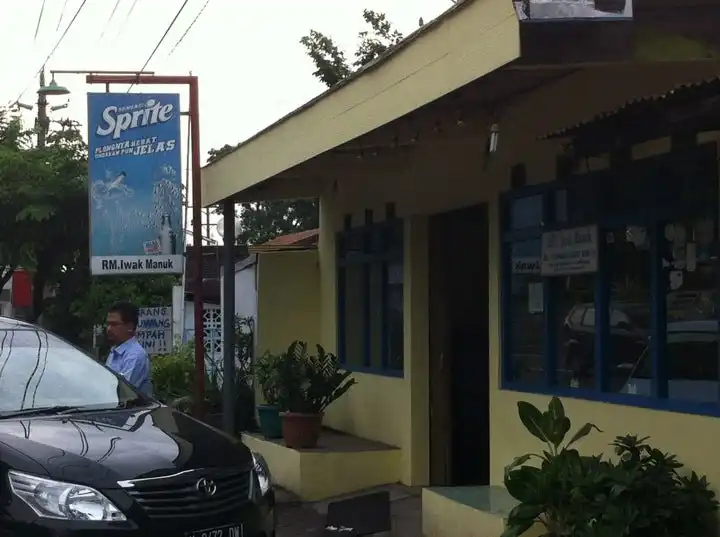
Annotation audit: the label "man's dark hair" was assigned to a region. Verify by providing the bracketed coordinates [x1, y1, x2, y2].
[108, 301, 139, 329]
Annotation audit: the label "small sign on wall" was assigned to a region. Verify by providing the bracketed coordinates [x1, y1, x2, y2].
[137, 306, 172, 355]
[541, 225, 598, 276]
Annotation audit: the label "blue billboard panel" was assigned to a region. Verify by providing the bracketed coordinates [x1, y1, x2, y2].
[87, 93, 184, 275]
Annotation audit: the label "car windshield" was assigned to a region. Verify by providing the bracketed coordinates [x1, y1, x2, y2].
[0, 327, 139, 413]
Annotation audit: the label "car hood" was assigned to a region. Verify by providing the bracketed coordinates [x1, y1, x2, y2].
[0, 404, 251, 488]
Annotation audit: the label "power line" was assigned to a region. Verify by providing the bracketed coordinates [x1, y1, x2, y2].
[167, 0, 211, 57]
[13, 0, 88, 105]
[99, 0, 124, 41]
[34, 0, 47, 42]
[128, 0, 191, 92]
[56, 0, 69, 31]
[115, 0, 140, 40]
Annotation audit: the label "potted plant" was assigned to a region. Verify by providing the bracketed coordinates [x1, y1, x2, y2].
[253, 351, 283, 439]
[502, 397, 718, 537]
[275, 341, 356, 449]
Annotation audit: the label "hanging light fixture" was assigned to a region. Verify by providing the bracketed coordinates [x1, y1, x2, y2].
[488, 123, 500, 153]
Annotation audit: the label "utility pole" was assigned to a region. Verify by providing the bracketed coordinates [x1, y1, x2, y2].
[36, 69, 48, 149]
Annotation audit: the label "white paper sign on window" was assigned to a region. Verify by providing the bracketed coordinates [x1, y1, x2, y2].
[541, 226, 598, 276]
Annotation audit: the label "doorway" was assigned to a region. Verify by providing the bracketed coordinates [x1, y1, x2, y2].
[428, 204, 490, 486]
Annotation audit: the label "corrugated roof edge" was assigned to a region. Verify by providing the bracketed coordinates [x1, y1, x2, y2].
[203, 0, 475, 170]
[540, 76, 720, 140]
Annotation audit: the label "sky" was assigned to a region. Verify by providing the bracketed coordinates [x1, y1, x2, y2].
[3, 0, 450, 159]
[1, 0, 450, 242]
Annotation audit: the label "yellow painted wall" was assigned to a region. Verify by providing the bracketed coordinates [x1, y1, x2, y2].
[255, 250, 321, 356]
[310, 61, 720, 489]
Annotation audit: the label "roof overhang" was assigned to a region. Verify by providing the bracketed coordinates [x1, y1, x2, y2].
[202, 0, 521, 205]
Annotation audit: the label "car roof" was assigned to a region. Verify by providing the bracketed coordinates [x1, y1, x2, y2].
[0, 316, 42, 330]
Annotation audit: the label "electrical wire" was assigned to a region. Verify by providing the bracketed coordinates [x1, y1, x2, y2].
[127, 0, 191, 92]
[114, 0, 140, 40]
[13, 0, 88, 105]
[167, 0, 211, 57]
[99, 0, 124, 41]
[56, 0, 69, 31]
[34, 0, 47, 42]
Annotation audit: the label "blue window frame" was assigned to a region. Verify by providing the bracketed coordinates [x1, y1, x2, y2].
[501, 143, 720, 416]
[337, 208, 404, 377]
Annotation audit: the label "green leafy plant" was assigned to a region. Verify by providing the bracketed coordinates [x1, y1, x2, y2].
[503, 397, 718, 537]
[253, 350, 283, 406]
[275, 341, 356, 414]
[151, 341, 196, 404]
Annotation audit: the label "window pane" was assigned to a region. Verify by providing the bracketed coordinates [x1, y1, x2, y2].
[557, 274, 596, 388]
[369, 263, 383, 369]
[665, 217, 719, 403]
[555, 184, 598, 225]
[606, 226, 652, 395]
[507, 240, 544, 383]
[510, 195, 543, 230]
[339, 229, 365, 261]
[386, 261, 404, 371]
[342, 265, 365, 367]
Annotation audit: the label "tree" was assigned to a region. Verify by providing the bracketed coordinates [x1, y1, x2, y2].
[0, 110, 176, 345]
[301, 9, 405, 89]
[206, 10, 405, 246]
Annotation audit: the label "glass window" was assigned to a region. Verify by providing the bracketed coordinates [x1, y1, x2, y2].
[510, 196, 543, 230]
[556, 274, 596, 388]
[555, 183, 598, 225]
[341, 265, 365, 368]
[665, 217, 719, 403]
[386, 261, 404, 371]
[337, 219, 404, 375]
[369, 263, 383, 369]
[0, 329, 138, 413]
[605, 226, 652, 395]
[507, 240, 544, 384]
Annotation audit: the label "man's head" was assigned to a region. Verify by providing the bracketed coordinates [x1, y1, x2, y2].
[106, 301, 139, 345]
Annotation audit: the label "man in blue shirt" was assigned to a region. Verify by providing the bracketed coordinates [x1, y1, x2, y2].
[105, 301, 153, 397]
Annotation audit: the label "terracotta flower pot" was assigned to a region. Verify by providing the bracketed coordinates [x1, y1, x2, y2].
[280, 412, 323, 448]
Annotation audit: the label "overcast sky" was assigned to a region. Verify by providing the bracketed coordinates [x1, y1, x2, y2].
[3, 0, 450, 159]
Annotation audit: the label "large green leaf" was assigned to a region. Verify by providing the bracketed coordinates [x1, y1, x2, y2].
[566, 422, 602, 449]
[517, 401, 551, 445]
[505, 466, 543, 503]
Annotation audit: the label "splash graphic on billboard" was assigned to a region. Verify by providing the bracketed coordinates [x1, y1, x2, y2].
[513, 0, 632, 20]
[88, 93, 184, 275]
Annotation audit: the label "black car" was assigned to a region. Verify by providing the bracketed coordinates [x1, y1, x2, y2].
[0, 317, 275, 537]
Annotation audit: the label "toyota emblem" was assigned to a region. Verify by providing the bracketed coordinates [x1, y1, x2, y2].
[195, 478, 217, 497]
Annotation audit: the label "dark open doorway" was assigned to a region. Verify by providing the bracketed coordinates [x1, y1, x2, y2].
[428, 204, 490, 486]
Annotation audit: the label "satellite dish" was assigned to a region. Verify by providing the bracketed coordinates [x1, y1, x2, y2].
[215, 216, 242, 239]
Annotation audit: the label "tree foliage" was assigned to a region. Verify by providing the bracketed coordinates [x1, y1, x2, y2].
[207, 10, 404, 246]
[0, 109, 176, 345]
[301, 9, 405, 89]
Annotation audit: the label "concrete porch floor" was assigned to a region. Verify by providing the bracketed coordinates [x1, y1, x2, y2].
[276, 483, 422, 537]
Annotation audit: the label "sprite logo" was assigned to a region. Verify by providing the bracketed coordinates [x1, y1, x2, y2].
[96, 98, 175, 140]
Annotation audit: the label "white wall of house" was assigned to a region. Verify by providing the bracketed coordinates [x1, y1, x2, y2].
[220, 255, 258, 323]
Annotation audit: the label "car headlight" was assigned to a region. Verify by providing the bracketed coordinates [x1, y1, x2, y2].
[251, 451, 271, 497]
[8, 470, 126, 521]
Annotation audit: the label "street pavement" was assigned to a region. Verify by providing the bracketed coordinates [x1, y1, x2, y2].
[276, 484, 422, 536]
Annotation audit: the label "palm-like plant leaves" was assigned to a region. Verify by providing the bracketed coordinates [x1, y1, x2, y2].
[274, 340, 356, 413]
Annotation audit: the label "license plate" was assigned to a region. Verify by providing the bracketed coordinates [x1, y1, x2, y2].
[185, 524, 242, 537]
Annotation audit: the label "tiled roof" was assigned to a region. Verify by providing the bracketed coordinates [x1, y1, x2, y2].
[261, 229, 319, 247]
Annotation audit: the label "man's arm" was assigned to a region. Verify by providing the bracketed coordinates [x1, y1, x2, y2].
[116, 348, 150, 390]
